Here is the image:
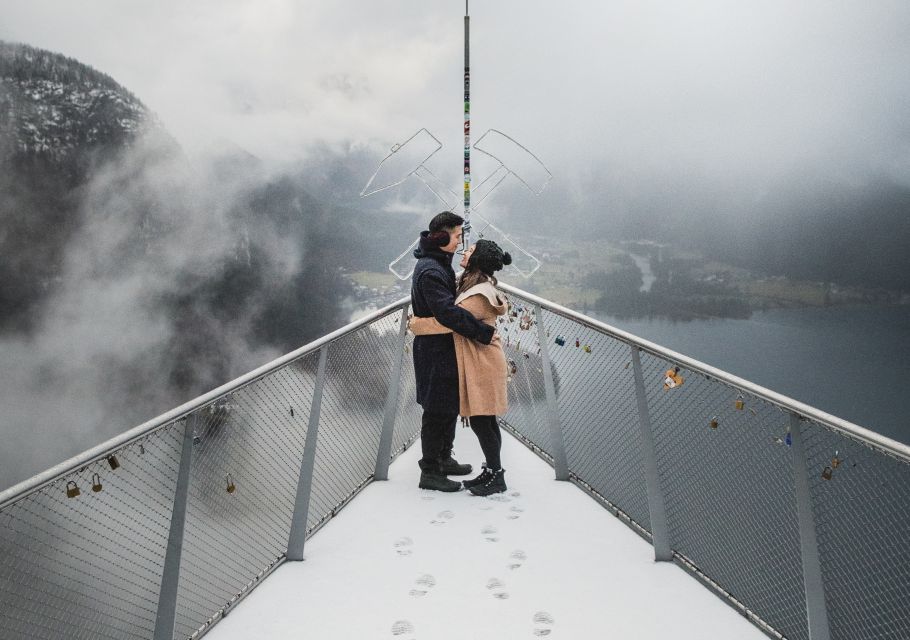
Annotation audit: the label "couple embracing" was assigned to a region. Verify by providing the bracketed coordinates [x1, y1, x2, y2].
[409, 211, 511, 497]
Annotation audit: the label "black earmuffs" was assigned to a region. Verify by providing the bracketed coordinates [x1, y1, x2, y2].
[428, 230, 450, 246]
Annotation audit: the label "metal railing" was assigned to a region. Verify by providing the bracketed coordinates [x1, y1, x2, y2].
[1, 282, 908, 640]
[0, 299, 419, 640]
[496, 282, 910, 640]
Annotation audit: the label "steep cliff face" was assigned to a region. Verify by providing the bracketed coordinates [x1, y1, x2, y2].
[0, 42, 366, 492]
[0, 42, 170, 331]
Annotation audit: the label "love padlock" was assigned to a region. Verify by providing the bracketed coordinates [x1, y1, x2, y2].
[66, 481, 81, 498]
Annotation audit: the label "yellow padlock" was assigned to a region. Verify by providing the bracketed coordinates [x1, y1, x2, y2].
[66, 481, 81, 498]
[735, 396, 745, 411]
[663, 367, 684, 390]
[91, 473, 103, 493]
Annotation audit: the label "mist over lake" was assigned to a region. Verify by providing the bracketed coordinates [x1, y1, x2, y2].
[596, 303, 910, 445]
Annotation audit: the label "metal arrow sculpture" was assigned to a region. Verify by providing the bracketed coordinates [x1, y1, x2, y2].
[361, 2, 552, 280]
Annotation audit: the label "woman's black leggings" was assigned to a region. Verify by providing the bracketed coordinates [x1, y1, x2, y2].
[469, 415, 502, 470]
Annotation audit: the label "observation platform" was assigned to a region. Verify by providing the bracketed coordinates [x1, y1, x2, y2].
[208, 432, 766, 640]
[2, 283, 908, 640]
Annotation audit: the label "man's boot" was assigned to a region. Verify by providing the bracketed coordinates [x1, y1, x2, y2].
[468, 468, 506, 497]
[462, 463, 492, 489]
[439, 451, 472, 476]
[418, 460, 461, 492]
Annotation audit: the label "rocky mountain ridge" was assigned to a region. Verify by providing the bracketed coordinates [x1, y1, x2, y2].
[0, 41, 151, 161]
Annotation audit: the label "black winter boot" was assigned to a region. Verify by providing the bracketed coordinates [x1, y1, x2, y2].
[439, 454, 472, 476]
[419, 467, 462, 492]
[462, 464, 492, 489]
[468, 468, 506, 497]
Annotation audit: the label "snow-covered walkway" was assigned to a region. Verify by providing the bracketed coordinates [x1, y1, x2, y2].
[208, 430, 768, 639]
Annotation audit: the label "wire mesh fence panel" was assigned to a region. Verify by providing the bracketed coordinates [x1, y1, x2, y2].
[498, 293, 551, 456]
[539, 309, 652, 531]
[639, 349, 809, 640]
[307, 314, 400, 531]
[801, 419, 910, 640]
[393, 331, 422, 460]
[0, 424, 184, 640]
[7, 289, 910, 640]
[173, 355, 319, 638]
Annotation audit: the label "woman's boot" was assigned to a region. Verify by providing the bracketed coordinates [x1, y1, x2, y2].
[462, 464, 492, 489]
[468, 468, 506, 497]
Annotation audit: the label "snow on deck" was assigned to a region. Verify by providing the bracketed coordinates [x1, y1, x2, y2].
[208, 430, 768, 639]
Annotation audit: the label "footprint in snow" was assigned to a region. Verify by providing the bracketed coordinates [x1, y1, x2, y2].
[486, 577, 509, 600]
[508, 549, 527, 570]
[430, 510, 454, 525]
[393, 536, 413, 556]
[533, 611, 555, 636]
[409, 574, 436, 597]
[481, 525, 499, 542]
[507, 506, 524, 520]
[391, 619, 416, 638]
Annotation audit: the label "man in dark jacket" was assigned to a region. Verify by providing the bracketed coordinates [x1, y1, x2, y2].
[411, 211, 495, 491]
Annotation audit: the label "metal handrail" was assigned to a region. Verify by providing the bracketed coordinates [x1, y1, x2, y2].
[0, 297, 412, 510]
[498, 281, 910, 461]
[2, 279, 907, 640]
[497, 282, 910, 640]
[7, 279, 905, 512]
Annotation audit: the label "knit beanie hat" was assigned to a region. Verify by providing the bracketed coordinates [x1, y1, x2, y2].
[469, 239, 512, 276]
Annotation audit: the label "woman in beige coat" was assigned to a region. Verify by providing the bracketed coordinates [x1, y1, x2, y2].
[409, 239, 512, 496]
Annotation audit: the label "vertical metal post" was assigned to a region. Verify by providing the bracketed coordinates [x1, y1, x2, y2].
[461, 3, 472, 250]
[518, 354, 542, 445]
[788, 412, 832, 640]
[629, 346, 672, 561]
[534, 304, 569, 480]
[287, 344, 329, 562]
[374, 305, 410, 480]
[153, 415, 196, 640]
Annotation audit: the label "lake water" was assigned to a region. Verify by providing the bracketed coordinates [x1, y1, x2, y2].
[594, 304, 910, 446]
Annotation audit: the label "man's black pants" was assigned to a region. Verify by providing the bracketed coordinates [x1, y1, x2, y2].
[419, 410, 458, 471]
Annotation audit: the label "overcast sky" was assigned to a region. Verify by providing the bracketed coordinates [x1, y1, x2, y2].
[3, 0, 910, 488]
[2, 0, 910, 189]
